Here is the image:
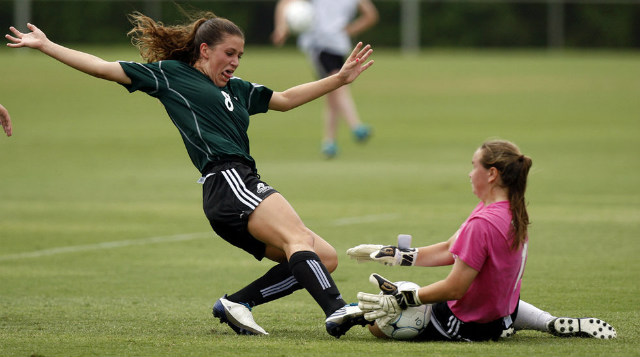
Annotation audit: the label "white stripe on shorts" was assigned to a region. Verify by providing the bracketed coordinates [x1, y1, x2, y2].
[229, 168, 262, 203]
[221, 169, 261, 209]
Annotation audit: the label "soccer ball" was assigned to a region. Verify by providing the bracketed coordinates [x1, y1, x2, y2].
[284, 0, 314, 34]
[377, 281, 432, 340]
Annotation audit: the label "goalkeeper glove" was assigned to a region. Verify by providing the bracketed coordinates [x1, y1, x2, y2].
[346, 244, 384, 263]
[370, 246, 418, 266]
[346, 244, 418, 266]
[357, 273, 423, 320]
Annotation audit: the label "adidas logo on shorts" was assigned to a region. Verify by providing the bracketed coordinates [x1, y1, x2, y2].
[256, 183, 273, 194]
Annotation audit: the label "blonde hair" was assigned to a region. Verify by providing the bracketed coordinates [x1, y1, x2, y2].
[127, 11, 244, 65]
[479, 140, 532, 250]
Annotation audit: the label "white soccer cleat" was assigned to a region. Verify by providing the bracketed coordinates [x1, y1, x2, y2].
[212, 295, 268, 335]
[548, 317, 616, 339]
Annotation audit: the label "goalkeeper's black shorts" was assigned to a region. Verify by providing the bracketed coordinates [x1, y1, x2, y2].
[202, 160, 279, 261]
[416, 302, 518, 342]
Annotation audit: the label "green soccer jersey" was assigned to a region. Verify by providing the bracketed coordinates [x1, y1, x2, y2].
[119, 60, 273, 174]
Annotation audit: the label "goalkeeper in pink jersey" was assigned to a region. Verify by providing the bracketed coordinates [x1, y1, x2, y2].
[347, 139, 616, 341]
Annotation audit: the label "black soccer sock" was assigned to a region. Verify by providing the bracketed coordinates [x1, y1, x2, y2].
[226, 262, 302, 308]
[288, 250, 346, 317]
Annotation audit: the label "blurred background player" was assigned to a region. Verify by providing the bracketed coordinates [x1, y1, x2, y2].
[272, 0, 379, 158]
[0, 104, 12, 137]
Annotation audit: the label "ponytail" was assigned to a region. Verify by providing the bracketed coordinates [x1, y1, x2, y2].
[480, 140, 532, 250]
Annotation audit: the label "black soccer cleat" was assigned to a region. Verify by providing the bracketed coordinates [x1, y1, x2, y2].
[548, 317, 617, 339]
[325, 303, 372, 338]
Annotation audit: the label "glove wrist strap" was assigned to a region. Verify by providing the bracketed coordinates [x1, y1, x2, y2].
[399, 289, 422, 307]
[399, 248, 418, 266]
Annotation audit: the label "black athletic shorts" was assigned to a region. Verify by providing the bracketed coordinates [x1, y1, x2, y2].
[202, 161, 279, 261]
[415, 302, 518, 342]
[311, 50, 345, 78]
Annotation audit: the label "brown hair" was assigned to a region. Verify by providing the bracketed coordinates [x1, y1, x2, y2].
[479, 140, 532, 250]
[127, 11, 244, 65]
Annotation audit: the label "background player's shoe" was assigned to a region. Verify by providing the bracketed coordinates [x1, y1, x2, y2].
[212, 295, 268, 335]
[325, 303, 371, 338]
[548, 317, 616, 339]
[321, 141, 337, 159]
[352, 124, 371, 143]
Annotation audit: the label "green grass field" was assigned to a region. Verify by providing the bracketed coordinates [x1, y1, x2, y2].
[1, 45, 639, 357]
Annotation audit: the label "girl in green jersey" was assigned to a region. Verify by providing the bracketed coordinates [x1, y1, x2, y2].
[6, 11, 373, 338]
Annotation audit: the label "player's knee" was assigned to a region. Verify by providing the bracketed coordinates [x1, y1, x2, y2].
[285, 228, 317, 255]
[318, 245, 338, 272]
[288, 228, 338, 271]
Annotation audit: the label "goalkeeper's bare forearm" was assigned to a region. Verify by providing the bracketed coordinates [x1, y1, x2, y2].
[414, 237, 456, 267]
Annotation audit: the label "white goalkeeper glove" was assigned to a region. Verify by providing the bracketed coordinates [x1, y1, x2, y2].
[371, 246, 418, 266]
[346, 244, 418, 266]
[346, 244, 385, 263]
[357, 273, 423, 321]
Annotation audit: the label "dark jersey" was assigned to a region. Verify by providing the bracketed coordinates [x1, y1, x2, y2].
[118, 60, 273, 174]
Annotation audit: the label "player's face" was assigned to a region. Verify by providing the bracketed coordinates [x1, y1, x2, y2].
[469, 148, 491, 201]
[205, 34, 244, 87]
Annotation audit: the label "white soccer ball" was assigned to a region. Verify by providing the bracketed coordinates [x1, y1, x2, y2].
[377, 281, 432, 340]
[284, 0, 314, 34]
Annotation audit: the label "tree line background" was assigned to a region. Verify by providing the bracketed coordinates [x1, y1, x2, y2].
[0, 0, 639, 48]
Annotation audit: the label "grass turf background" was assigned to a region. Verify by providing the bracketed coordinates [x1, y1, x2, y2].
[1, 46, 639, 356]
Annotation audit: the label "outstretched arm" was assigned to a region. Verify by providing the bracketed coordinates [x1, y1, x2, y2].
[358, 259, 478, 320]
[0, 104, 12, 137]
[268, 42, 373, 112]
[346, 231, 459, 267]
[6, 23, 131, 84]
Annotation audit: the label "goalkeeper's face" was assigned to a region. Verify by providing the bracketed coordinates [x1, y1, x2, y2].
[469, 149, 492, 200]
